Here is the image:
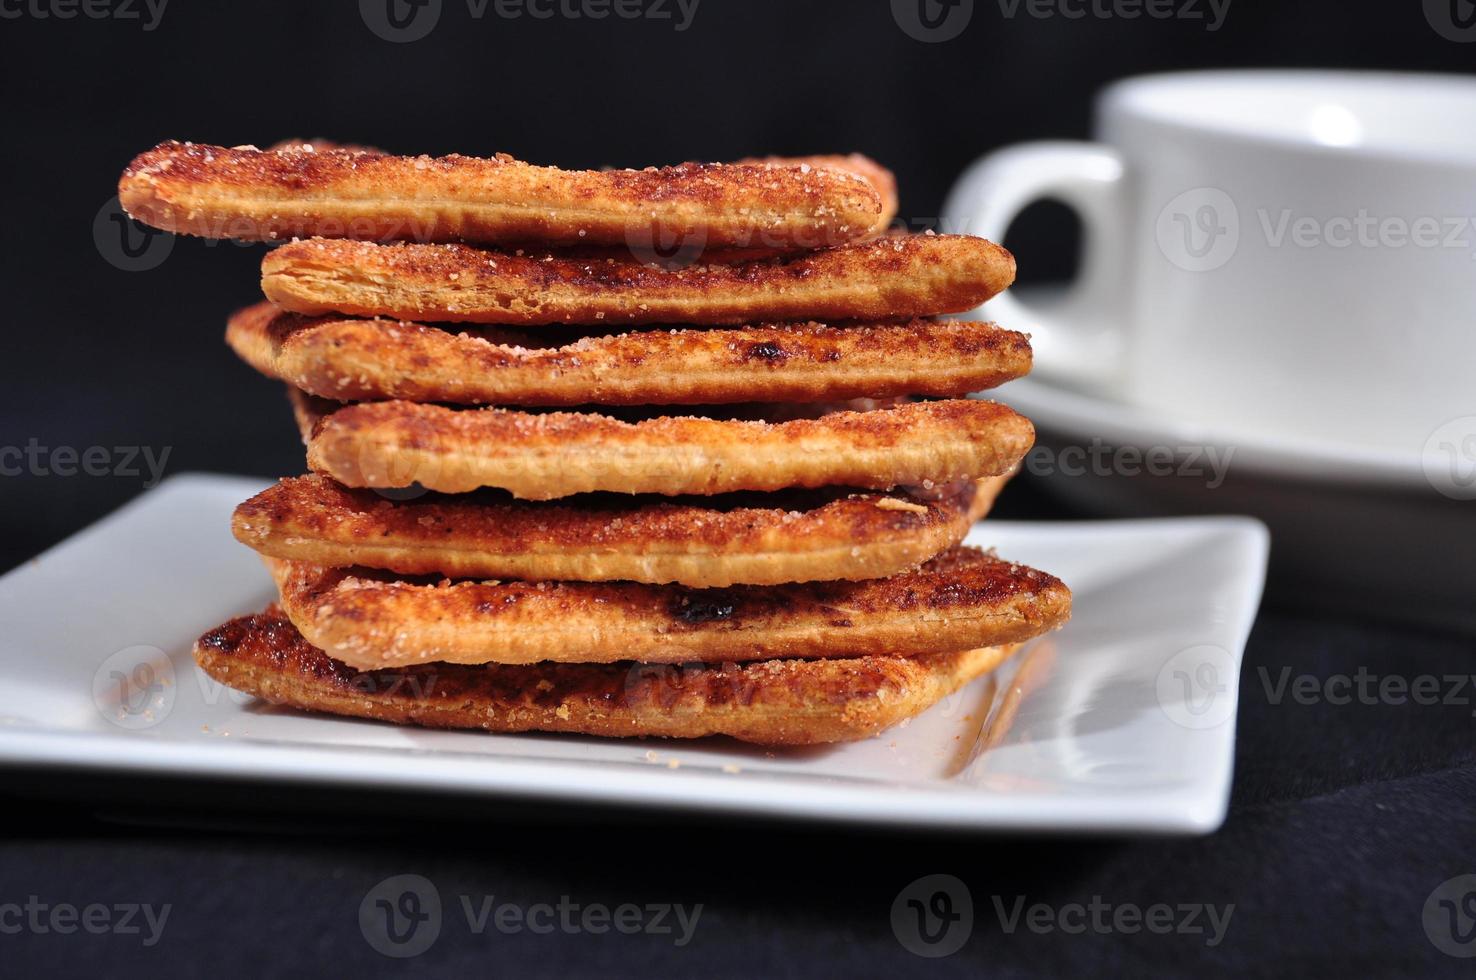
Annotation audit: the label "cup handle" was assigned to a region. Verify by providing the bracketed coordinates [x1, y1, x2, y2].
[943, 141, 1130, 390]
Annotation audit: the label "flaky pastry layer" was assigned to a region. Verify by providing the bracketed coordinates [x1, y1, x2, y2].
[299, 397, 1034, 498]
[265, 546, 1071, 669]
[194, 607, 1020, 745]
[226, 302, 1031, 406]
[232, 473, 1007, 587]
[121, 141, 886, 248]
[259, 235, 1015, 326]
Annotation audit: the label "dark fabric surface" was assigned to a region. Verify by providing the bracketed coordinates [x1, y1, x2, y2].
[1, 479, 1473, 978]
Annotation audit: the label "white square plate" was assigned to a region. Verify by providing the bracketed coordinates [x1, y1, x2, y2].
[0, 475, 1267, 834]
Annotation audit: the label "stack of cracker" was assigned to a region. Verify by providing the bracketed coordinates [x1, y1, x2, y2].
[119, 140, 1069, 745]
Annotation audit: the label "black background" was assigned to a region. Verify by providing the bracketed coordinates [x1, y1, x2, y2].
[2, 2, 1475, 977]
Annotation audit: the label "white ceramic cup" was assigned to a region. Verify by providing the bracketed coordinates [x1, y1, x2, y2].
[943, 70, 1476, 454]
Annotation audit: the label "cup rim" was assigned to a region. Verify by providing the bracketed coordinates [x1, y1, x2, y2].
[1099, 69, 1476, 166]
